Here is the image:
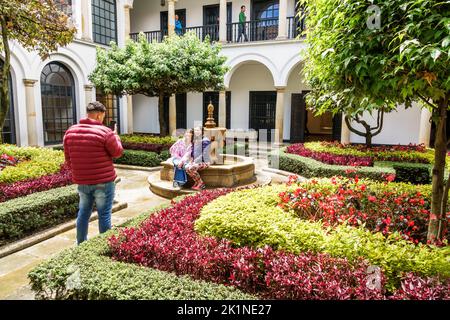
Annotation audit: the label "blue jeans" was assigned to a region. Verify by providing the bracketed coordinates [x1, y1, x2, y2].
[76, 182, 115, 245]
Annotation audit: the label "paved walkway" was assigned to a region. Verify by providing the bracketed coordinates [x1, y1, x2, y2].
[0, 168, 169, 300]
[0, 146, 284, 300]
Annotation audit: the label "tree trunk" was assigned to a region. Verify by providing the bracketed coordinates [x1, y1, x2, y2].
[428, 99, 448, 243]
[158, 93, 168, 137]
[344, 110, 384, 148]
[0, 17, 12, 145]
[365, 133, 372, 148]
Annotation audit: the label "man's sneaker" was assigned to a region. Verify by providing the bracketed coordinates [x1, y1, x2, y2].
[173, 181, 180, 189]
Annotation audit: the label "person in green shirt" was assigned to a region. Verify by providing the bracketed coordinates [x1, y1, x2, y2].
[237, 5, 249, 42]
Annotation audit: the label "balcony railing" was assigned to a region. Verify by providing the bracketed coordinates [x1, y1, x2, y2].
[130, 16, 305, 44]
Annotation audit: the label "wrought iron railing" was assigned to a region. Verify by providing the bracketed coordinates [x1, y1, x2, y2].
[130, 30, 163, 43]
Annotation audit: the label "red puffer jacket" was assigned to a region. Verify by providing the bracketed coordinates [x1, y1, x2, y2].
[63, 118, 123, 185]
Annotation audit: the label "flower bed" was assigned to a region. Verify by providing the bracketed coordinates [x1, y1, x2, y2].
[0, 153, 19, 170]
[0, 185, 79, 246]
[271, 148, 394, 181]
[0, 145, 65, 184]
[113, 149, 170, 167]
[28, 202, 254, 300]
[278, 176, 449, 244]
[0, 164, 72, 203]
[119, 134, 175, 153]
[108, 188, 449, 298]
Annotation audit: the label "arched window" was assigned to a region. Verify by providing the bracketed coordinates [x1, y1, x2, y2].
[0, 59, 16, 144]
[40, 62, 76, 145]
[96, 88, 121, 133]
[259, 3, 279, 20]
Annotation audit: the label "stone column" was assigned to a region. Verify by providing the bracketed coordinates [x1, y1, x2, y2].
[80, 0, 92, 41]
[124, 2, 134, 133]
[169, 95, 176, 136]
[219, 0, 227, 43]
[275, 87, 286, 143]
[168, 0, 177, 37]
[23, 79, 38, 146]
[277, 0, 288, 40]
[418, 108, 432, 147]
[84, 84, 94, 105]
[341, 114, 351, 144]
[218, 90, 227, 128]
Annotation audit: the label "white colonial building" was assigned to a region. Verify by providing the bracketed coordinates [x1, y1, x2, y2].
[1, 0, 435, 147]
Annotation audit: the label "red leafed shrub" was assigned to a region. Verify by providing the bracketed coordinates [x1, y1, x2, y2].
[0, 164, 72, 203]
[389, 273, 450, 300]
[122, 142, 172, 154]
[286, 144, 373, 167]
[0, 154, 19, 170]
[322, 141, 427, 153]
[278, 177, 447, 244]
[108, 189, 448, 299]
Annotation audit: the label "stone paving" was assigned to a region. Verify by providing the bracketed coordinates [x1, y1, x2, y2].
[0, 168, 169, 300]
[0, 148, 285, 300]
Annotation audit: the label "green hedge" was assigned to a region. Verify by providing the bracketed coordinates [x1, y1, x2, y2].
[0, 144, 65, 184]
[28, 203, 255, 300]
[270, 148, 394, 181]
[0, 185, 79, 245]
[119, 134, 176, 145]
[377, 161, 432, 184]
[195, 186, 450, 290]
[113, 150, 170, 167]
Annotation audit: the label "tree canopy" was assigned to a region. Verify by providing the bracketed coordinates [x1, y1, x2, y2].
[89, 32, 228, 135]
[300, 0, 450, 242]
[0, 0, 76, 143]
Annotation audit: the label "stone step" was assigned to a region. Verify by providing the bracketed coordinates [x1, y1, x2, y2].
[148, 171, 272, 200]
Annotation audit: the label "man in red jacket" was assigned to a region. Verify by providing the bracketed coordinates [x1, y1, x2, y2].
[63, 101, 123, 245]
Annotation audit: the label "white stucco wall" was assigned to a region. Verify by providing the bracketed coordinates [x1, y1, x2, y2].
[348, 104, 422, 145]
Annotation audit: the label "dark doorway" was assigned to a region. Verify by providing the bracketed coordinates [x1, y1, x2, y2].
[203, 92, 231, 128]
[160, 9, 186, 37]
[290, 92, 307, 143]
[251, 0, 279, 41]
[249, 91, 277, 141]
[203, 3, 232, 41]
[163, 93, 187, 131]
[290, 91, 340, 143]
[0, 60, 16, 144]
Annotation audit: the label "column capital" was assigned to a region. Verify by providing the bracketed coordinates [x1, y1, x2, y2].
[84, 84, 94, 91]
[23, 79, 38, 87]
[275, 86, 287, 92]
[123, 0, 134, 9]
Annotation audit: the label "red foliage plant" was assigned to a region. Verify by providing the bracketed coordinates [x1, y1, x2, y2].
[286, 144, 373, 167]
[0, 164, 72, 203]
[279, 176, 449, 244]
[108, 189, 448, 300]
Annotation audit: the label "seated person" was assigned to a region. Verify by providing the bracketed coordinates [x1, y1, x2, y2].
[169, 129, 192, 188]
[185, 126, 211, 191]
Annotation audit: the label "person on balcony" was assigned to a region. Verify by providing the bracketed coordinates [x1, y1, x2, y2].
[237, 5, 249, 42]
[175, 15, 183, 36]
[185, 126, 211, 191]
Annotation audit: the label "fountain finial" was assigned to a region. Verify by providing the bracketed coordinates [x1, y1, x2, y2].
[204, 99, 216, 128]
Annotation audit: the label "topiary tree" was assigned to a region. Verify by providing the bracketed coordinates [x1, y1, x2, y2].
[0, 0, 76, 143]
[89, 32, 228, 136]
[301, 0, 450, 243]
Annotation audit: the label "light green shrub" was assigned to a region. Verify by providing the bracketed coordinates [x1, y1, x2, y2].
[195, 186, 450, 289]
[0, 144, 65, 184]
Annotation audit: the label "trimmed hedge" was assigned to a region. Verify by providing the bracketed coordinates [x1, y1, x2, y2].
[28, 203, 255, 300]
[271, 148, 394, 181]
[195, 186, 450, 290]
[113, 150, 170, 167]
[119, 134, 176, 145]
[0, 144, 65, 184]
[0, 185, 79, 245]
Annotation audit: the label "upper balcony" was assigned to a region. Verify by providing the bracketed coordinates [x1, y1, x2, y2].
[130, 0, 305, 45]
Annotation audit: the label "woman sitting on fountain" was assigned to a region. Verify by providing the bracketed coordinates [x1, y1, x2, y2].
[185, 126, 211, 191]
[169, 129, 193, 189]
